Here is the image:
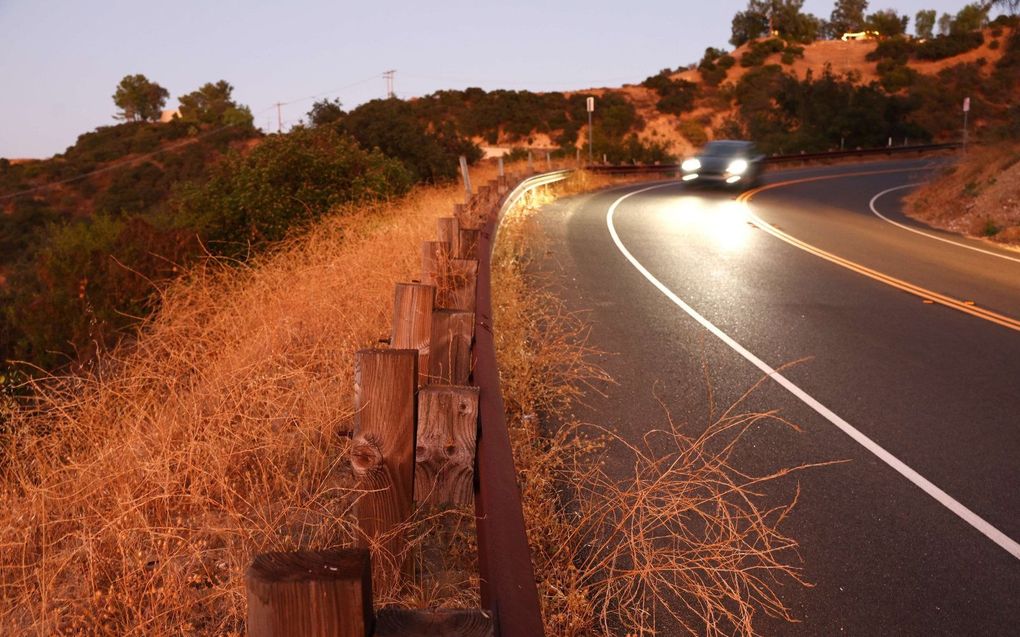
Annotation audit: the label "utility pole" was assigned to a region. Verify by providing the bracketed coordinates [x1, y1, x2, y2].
[275, 103, 283, 133]
[383, 70, 396, 99]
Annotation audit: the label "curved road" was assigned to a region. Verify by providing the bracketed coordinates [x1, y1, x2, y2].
[535, 159, 1020, 634]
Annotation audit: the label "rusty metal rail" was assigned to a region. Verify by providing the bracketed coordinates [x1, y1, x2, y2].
[472, 169, 570, 637]
[585, 142, 961, 174]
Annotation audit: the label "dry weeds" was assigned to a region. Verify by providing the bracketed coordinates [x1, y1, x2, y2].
[904, 143, 1020, 247]
[0, 164, 497, 635]
[492, 175, 818, 635]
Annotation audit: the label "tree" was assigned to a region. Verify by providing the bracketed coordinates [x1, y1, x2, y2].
[731, 1, 771, 46]
[866, 9, 909, 36]
[178, 80, 253, 127]
[938, 12, 953, 35]
[986, 0, 1020, 15]
[307, 98, 345, 127]
[112, 74, 169, 122]
[952, 3, 989, 33]
[828, 0, 869, 37]
[915, 10, 937, 38]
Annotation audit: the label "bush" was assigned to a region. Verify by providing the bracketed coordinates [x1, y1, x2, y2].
[916, 31, 984, 61]
[678, 119, 708, 147]
[174, 126, 413, 253]
[990, 39, 1000, 50]
[866, 37, 916, 63]
[740, 38, 786, 68]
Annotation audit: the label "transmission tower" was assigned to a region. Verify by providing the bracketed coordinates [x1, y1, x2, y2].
[383, 70, 396, 99]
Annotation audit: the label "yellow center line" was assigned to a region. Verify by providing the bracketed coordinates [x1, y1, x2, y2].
[738, 169, 1020, 333]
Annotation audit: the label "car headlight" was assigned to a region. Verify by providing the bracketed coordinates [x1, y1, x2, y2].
[727, 159, 749, 175]
[682, 158, 701, 172]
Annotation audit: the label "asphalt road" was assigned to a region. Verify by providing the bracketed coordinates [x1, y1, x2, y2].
[534, 159, 1020, 635]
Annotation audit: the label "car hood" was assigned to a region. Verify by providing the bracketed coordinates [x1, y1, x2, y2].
[696, 156, 740, 172]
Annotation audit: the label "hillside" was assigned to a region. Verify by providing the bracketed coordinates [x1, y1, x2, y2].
[451, 21, 1019, 159]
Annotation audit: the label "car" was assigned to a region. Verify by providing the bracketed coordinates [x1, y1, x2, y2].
[680, 140, 764, 190]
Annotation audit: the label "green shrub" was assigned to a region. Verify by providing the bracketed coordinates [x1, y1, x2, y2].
[174, 126, 413, 253]
[781, 52, 796, 65]
[989, 39, 1000, 50]
[916, 32, 984, 61]
[678, 120, 708, 146]
[740, 38, 786, 68]
[866, 37, 916, 63]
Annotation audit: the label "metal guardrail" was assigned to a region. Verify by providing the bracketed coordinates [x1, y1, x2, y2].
[473, 169, 571, 637]
[585, 142, 962, 174]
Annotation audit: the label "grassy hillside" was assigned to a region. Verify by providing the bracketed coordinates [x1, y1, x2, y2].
[399, 19, 1019, 159]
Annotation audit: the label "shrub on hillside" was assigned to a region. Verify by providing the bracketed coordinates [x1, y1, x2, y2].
[341, 98, 481, 183]
[866, 37, 916, 63]
[175, 126, 413, 254]
[678, 119, 708, 147]
[915, 31, 984, 60]
[3, 214, 196, 368]
[740, 38, 786, 68]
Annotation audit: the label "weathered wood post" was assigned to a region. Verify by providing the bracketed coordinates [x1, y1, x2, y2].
[415, 386, 479, 507]
[436, 259, 478, 312]
[421, 241, 450, 288]
[246, 549, 373, 637]
[436, 217, 461, 257]
[391, 283, 436, 386]
[457, 228, 480, 260]
[351, 349, 418, 580]
[428, 309, 474, 386]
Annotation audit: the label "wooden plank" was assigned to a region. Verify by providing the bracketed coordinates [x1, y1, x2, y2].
[375, 608, 493, 637]
[421, 241, 450, 288]
[458, 228, 480, 260]
[246, 549, 373, 637]
[352, 349, 417, 581]
[415, 386, 479, 506]
[436, 217, 460, 258]
[427, 309, 473, 386]
[436, 259, 478, 312]
[390, 283, 435, 386]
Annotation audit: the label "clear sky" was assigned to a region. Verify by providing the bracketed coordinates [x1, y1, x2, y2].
[0, 0, 992, 158]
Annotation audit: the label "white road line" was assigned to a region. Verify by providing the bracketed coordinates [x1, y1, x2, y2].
[870, 185, 1020, 264]
[606, 182, 1020, 560]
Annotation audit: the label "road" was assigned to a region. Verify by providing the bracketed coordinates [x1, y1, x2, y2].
[534, 159, 1020, 635]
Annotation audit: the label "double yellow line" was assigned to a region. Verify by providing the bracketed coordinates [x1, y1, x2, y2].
[737, 169, 1020, 333]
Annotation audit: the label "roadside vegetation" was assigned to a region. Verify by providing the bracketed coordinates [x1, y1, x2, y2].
[492, 174, 824, 635]
[904, 142, 1020, 245]
[0, 169, 496, 634]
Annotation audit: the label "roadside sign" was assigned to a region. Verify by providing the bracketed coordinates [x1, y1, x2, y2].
[963, 97, 970, 112]
[586, 97, 595, 112]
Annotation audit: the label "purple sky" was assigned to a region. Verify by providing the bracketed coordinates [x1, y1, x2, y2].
[0, 0, 995, 158]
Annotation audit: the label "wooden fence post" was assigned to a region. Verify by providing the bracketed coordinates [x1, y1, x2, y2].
[352, 349, 418, 580]
[391, 283, 435, 386]
[415, 386, 479, 507]
[458, 229, 480, 260]
[437, 217, 460, 258]
[421, 241, 450, 288]
[376, 609, 494, 636]
[436, 259, 478, 312]
[246, 549, 373, 637]
[428, 309, 474, 386]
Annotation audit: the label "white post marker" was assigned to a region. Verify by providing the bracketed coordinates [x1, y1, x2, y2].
[587, 96, 595, 165]
[963, 97, 971, 154]
[459, 155, 471, 196]
[497, 155, 504, 177]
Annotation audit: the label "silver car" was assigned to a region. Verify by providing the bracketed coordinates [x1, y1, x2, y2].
[681, 140, 764, 189]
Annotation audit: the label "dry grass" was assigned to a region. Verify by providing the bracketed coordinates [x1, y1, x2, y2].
[904, 143, 1020, 247]
[492, 176, 819, 635]
[0, 164, 497, 635]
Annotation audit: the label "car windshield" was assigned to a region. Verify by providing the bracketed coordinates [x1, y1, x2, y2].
[702, 141, 751, 157]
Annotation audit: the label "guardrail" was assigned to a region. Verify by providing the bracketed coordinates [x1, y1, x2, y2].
[243, 169, 570, 637]
[473, 168, 571, 637]
[585, 142, 962, 174]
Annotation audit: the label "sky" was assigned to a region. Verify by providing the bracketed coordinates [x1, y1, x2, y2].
[0, 0, 993, 158]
